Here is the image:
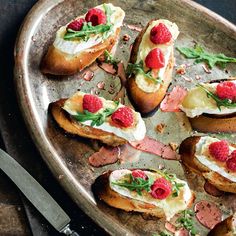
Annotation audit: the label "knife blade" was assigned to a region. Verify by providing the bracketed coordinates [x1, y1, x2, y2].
[0, 148, 79, 236]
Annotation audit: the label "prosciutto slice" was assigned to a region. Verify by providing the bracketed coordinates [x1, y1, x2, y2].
[160, 86, 187, 112]
[129, 136, 179, 160]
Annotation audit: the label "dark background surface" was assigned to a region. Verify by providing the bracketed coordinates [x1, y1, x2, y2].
[0, 0, 235, 235]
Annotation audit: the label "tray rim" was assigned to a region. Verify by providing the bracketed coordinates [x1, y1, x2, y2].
[14, 0, 236, 235]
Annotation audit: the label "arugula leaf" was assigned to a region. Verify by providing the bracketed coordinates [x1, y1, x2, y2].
[127, 61, 162, 84]
[154, 169, 185, 197]
[112, 174, 154, 196]
[64, 4, 113, 40]
[176, 210, 197, 236]
[177, 44, 236, 68]
[153, 231, 173, 236]
[104, 50, 120, 69]
[197, 83, 236, 110]
[73, 101, 119, 126]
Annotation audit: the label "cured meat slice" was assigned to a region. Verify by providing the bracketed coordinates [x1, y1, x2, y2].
[160, 86, 187, 112]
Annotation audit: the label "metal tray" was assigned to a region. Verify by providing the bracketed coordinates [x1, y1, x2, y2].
[14, 0, 236, 235]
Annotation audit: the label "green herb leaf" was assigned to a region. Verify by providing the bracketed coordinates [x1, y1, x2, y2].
[127, 61, 162, 84]
[73, 101, 119, 126]
[64, 4, 113, 40]
[176, 210, 197, 236]
[112, 174, 154, 196]
[177, 44, 236, 69]
[197, 83, 236, 110]
[104, 50, 120, 69]
[159, 232, 173, 236]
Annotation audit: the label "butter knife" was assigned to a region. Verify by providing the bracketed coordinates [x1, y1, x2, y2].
[0, 148, 79, 236]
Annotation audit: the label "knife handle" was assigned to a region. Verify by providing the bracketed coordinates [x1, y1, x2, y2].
[61, 224, 80, 236]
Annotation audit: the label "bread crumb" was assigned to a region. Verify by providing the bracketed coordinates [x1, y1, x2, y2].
[123, 34, 130, 41]
[156, 123, 165, 133]
[169, 142, 178, 151]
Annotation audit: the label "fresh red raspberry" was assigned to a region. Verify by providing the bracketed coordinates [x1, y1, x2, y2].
[67, 18, 85, 31]
[150, 23, 172, 44]
[85, 8, 106, 26]
[150, 177, 172, 199]
[216, 81, 236, 101]
[226, 150, 236, 171]
[82, 94, 103, 113]
[111, 107, 134, 128]
[208, 140, 229, 162]
[145, 48, 165, 69]
[132, 170, 148, 180]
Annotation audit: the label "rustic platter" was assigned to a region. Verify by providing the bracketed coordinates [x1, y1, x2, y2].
[14, 0, 236, 235]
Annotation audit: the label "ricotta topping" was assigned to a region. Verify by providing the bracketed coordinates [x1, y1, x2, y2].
[135, 19, 179, 93]
[53, 4, 125, 55]
[62, 91, 146, 142]
[180, 81, 236, 118]
[110, 169, 192, 220]
[195, 136, 236, 182]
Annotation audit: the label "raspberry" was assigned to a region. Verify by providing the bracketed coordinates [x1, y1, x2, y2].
[150, 177, 172, 199]
[132, 170, 148, 180]
[208, 140, 229, 162]
[150, 23, 172, 44]
[145, 48, 165, 69]
[216, 81, 236, 101]
[67, 18, 85, 31]
[82, 94, 103, 113]
[226, 150, 236, 171]
[111, 107, 134, 128]
[85, 8, 106, 26]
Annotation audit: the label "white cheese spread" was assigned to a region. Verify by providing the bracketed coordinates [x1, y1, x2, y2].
[53, 4, 125, 55]
[135, 19, 179, 93]
[109, 169, 192, 220]
[62, 91, 146, 142]
[180, 81, 236, 118]
[195, 136, 236, 182]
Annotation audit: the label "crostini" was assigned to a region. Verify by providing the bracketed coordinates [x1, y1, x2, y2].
[208, 213, 236, 236]
[41, 3, 125, 75]
[49, 91, 146, 146]
[126, 19, 179, 114]
[93, 169, 194, 220]
[179, 136, 236, 193]
[179, 78, 236, 133]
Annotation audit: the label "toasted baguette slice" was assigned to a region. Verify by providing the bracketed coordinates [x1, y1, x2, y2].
[179, 136, 236, 193]
[49, 92, 146, 146]
[208, 214, 236, 236]
[180, 78, 236, 133]
[127, 19, 179, 114]
[41, 4, 125, 75]
[93, 169, 194, 220]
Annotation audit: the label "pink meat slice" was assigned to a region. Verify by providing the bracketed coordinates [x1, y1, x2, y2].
[129, 136, 180, 160]
[160, 86, 187, 112]
[98, 62, 116, 75]
[88, 146, 120, 167]
[204, 181, 223, 197]
[194, 200, 222, 229]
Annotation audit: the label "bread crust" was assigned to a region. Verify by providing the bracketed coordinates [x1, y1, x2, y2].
[93, 170, 195, 218]
[179, 136, 236, 193]
[189, 115, 236, 133]
[41, 28, 120, 75]
[127, 20, 175, 114]
[208, 215, 235, 236]
[188, 77, 236, 133]
[48, 99, 127, 146]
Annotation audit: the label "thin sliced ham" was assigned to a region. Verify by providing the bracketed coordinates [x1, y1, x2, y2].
[129, 136, 180, 160]
[160, 86, 187, 112]
[88, 144, 141, 167]
[88, 146, 120, 167]
[194, 200, 222, 229]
